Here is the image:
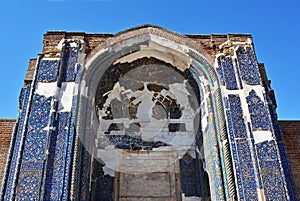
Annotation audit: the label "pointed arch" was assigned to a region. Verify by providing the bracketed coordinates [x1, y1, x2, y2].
[73, 25, 235, 200]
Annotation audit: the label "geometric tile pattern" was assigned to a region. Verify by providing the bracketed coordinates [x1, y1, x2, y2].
[225, 95, 260, 200]
[61, 45, 78, 82]
[268, 106, 298, 200]
[37, 60, 60, 82]
[246, 90, 270, 130]
[217, 55, 238, 90]
[226, 94, 248, 139]
[44, 112, 71, 201]
[4, 86, 32, 201]
[16, 173, 40, 201]
[236, 46, 261, 85]
[234, 139, 260, 200]
[16, 94, 52, 200]
[256, 140, 287, 200]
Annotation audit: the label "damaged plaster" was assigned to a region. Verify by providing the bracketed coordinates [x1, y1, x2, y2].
[95, 64, 201, 175]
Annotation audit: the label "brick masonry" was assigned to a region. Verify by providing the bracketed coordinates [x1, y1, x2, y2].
[279, 120, 300, 197]
[0, 119, 15, 183]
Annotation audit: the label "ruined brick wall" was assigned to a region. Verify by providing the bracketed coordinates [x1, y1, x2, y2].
[279, 120, 300, 197]
[0, 119, 15, 182]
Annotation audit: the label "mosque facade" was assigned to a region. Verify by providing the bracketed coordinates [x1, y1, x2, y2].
[0, 25, 299, 201]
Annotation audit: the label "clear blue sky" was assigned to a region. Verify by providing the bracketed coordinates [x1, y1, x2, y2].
[0, 0, 299, 120]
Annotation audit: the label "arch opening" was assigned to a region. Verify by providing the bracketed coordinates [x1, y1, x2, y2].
[75, 29, 231, 201]
[90, 57, 210, 201]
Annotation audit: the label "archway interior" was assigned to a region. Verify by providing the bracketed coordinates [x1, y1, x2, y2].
[91, 57, 211, 200]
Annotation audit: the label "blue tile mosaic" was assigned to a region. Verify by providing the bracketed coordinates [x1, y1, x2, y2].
[236, 46, 261, 85]
[268, 105, 298, 200]
[22, 130, 47, 161]
[256, 140, 279, 168]
[14, 94, 52, 200]
[28, 94, 52, 130]
[37, 60, 60, 82]
[216, 59, 225, 86]
[61, 44, 78, 82]
[277, 142, 299, 201]
[225, 95, 262, 200]
[75, 64, 82, 83]
[4, 86, 31, 201]
[262, 169, 286, 201]
[246, 90, 270, 130]
[16, 174, 40, 201]
[180, 154, 201, 197]
[225, 95, 247, 139]
[256, 140, 287, 200]
[234, 139, 259, 200]
[44, 112, 71, 201]
[217, 56, 238, 90]
[18, 87, 26, 107]
[20, 161, 44, 171]
[62, 112, 75, 201]
[91, 160, 114, 201]
[79, 146, 91, 201]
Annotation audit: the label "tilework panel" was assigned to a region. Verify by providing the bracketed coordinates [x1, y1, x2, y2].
[4, 86, 31, 201]
[236, 46, 261, 85]
[246, 90, 270, 130]
[22, 94, 52, 163]
[44, 112, 71, 201]
[61, 45, 78, 82]
[216, 64, 225, 86]
[16, 173, 40, 201]
[262, 169, 286, 201]
[28, 94, 52, 130]
[75, 64, 82, 83]
[91, 160, 114, 201]
[180, 154, 201, 197]
[62, 111, 76, 201]
[79, 146, 91, 201]
[19, 87, 26, 107]
[22, 130, 47, 161]
[15, 94, 52, 200]
[225, 95, 247, 139]
[269, 107, 298, 200]
[234, 139, 259, 200]
[37, 60, 60, 82]
[277, 141, 299, 201]
[256, 140, 279, 168]
[256, 140, 286, 201]
[225, 95, 261, 200]
[217, 56, 238, 90]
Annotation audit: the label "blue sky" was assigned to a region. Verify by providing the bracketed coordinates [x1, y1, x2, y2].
[0, 0, 299, 120]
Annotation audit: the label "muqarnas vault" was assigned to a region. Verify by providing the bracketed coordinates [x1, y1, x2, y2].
[0, 25, 298, 201]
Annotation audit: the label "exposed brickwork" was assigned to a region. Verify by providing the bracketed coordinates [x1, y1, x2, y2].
[24, 59, 37, 85]
[258, 63, 268, 84]
[42, 27, 251, 67]
[279, 120, 300, 197]
[0, 119, 15, 183]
